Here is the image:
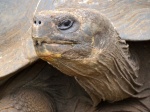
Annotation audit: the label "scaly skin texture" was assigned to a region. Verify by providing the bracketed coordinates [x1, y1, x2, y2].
[0, 61, 56, 112]
[0, 89, 55, 112]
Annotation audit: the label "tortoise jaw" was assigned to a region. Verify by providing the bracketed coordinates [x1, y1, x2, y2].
[33, 37, 80, 58]
[33, 37, 79, 46]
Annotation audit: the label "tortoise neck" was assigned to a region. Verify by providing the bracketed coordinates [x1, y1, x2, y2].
[47, 34, 141, 106]
[76, 37, 141, 106]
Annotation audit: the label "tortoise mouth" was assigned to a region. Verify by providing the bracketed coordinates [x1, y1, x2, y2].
[33, 37, 79, 46]
[33, 37, 80, 58]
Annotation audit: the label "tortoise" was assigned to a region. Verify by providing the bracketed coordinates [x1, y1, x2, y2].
[0, 0, 96, 112]
[32, 0, 150, 111]
[0, 0, 150, 112]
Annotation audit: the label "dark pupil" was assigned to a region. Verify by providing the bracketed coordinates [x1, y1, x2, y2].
[63, 20, 71, 26]
[58, 19, 73, 30]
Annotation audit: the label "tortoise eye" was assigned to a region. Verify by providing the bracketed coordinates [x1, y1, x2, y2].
[58, 19, 74, 30]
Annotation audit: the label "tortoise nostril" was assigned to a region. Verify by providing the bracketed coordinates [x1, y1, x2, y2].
[33, 20, 42, 25]
[39, 21, 41, 24]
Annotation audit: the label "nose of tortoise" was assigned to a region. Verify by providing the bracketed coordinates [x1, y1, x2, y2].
[32, 14, 53, 46]
[32, 12, 54, 39]
[32, 15, 44, 39]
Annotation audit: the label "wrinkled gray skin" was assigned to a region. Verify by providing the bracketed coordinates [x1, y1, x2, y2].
[32, 6, 150, 112]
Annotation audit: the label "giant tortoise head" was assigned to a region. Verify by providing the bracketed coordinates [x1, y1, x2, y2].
[32, 0, 150, 106]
